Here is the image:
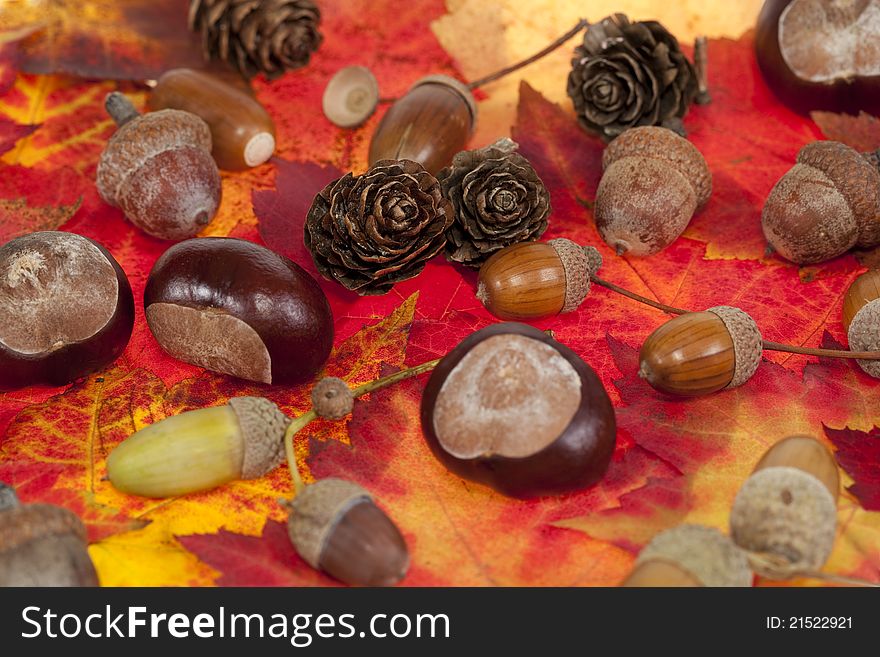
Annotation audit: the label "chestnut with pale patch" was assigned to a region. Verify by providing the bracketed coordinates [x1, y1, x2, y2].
[0, 231, 134, 390]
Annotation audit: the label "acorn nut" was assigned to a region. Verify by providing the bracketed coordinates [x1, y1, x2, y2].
[0, 231, 134, 390]
[0, 492, 99, 587]
[287, 478, 409, 586]
[623, 524, 753, 587]
[730, 436, 839, 579]
[145, 237, 333, 384]
[595, 126, 712, 256]
[843, 269, 880, 379]
[97, 92, 222, 240]
[477, 238, 603, 320]
[107, 396, 290, 498]
[639, 306, 763, 396]
[148, 68, 276, 170]
[420, 322, 616, 498]
[762, 141, 880, 264]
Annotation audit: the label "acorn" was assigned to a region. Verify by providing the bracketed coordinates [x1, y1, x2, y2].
[322, 66, 380, 128]
[595, 126, 712, 256]
[0, 491, 99, 587]
[420, 322, 616, 498]
[107, 396, 289, 498]
[148, 68, 276, 170]
[96, 92, 222, 240]
[144, 237, 333, 385]
[762, 141, 880, 264]
[0, 231, 134, 390]
[311, 377, 355, 420]
[622, 525, 753, 587]
[286, 478, 409, 586]
[369, 75, 477, 175]
[730, 435, 839, 579]
[755, 0, 880, 116]
[843, 269, 880, 379]
[639, 306, 763, 397]
[477, 239, 603, 321]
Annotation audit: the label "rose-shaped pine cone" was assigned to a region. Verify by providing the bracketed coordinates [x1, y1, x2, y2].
[189, 0, 323, 79]
[567, 14, 698, 140]
[305, 159, 454, 295]
[438, 138, 551, 268]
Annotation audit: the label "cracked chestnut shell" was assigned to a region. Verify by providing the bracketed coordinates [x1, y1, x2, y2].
[144, 237, 333, 384]
[420, 323, 616, 498]
[0, 231, 134, 390]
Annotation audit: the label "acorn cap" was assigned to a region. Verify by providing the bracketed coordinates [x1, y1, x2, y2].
[322, 66, 380, 128]
[287, 478, 371, 569]
[228, 396, 289, 479]
[848, 298, 880, 379]
[636, 524, 753, 587]
[0, 503, 87, 555]
[96, 106, 213, 208]
[798, 141, 880, 248]
[730, 466, 838, 579]
[549, 239, 602, 313]
[706, 306, 763, 388]
[411, 75, 478, 129]
[311, 377, 355, 420]
[602, 126, 712, 208]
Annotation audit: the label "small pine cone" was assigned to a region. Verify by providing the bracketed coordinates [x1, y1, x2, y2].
[567, 14, 698, 140]
[305, 160, 454, 295]
[189, 0, 323, 79]
[437, 138, 551, 268]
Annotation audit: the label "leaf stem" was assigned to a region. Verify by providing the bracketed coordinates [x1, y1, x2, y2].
[590, 275, 689, 315]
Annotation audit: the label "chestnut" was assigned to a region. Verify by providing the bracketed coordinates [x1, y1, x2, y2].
[420, 323, 616, 498]
[755, 0, 880, 115]
[144, 237, 333, 384]
[0, 231, 134, 390]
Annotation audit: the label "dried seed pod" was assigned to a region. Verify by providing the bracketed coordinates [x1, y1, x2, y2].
[477, 239, 602, 320]
[762, 141, 880, 264]
[107, 397, 289, 498]
[287, 478, 409, 586]
[595, 126, 712, 256]
[368, 75, 477, 175]
[311, 377, 354, 420]
[148, 68, 276, 170]
[0, 231, 134, 390]
[323, 66, 380, 128]
[420, 322, 616, 498]
[639, 306, 763, 396]
[623, 525, 752, 587]
[843, 269, 880, 378]
[730, 435, 839, 579]
[97, 92, 222, 240]
[0, 501, 99, 586]
[145, 238, 333, 384]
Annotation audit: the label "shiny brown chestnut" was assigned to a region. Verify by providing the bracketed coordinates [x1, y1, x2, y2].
[368, 75, 477, 175]
[0, 231, 134, 390]
[144, 237, 333, 385]
[755, 0, 880, 115]
[420, 322, 616, 498]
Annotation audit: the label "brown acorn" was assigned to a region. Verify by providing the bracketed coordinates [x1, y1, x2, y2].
[96, 92, 222, 240]
[622, 524, 752, 587]
[368, 75, 477, 175]
[0, 231, 134, 390]
[144, 237, 333, 384]
[287, 478, 409, 586]
[420, 322, 616, 498]
[762, 141, 880, 264]
[730, 435, 839, 579]
[639, 306, 763, 396]
[148, 68, 276, 170]
[477, 239, 603, 320]
[843, 269, 880, 378]
[0, 493, 99, 587]
[595, 126, 712, 256]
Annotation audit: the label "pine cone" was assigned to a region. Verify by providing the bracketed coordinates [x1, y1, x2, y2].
[567, 14, 697, 140]
[305, 160, 453, 295]
[438, 138, 550, 267]
[189, 0, 323, 79]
